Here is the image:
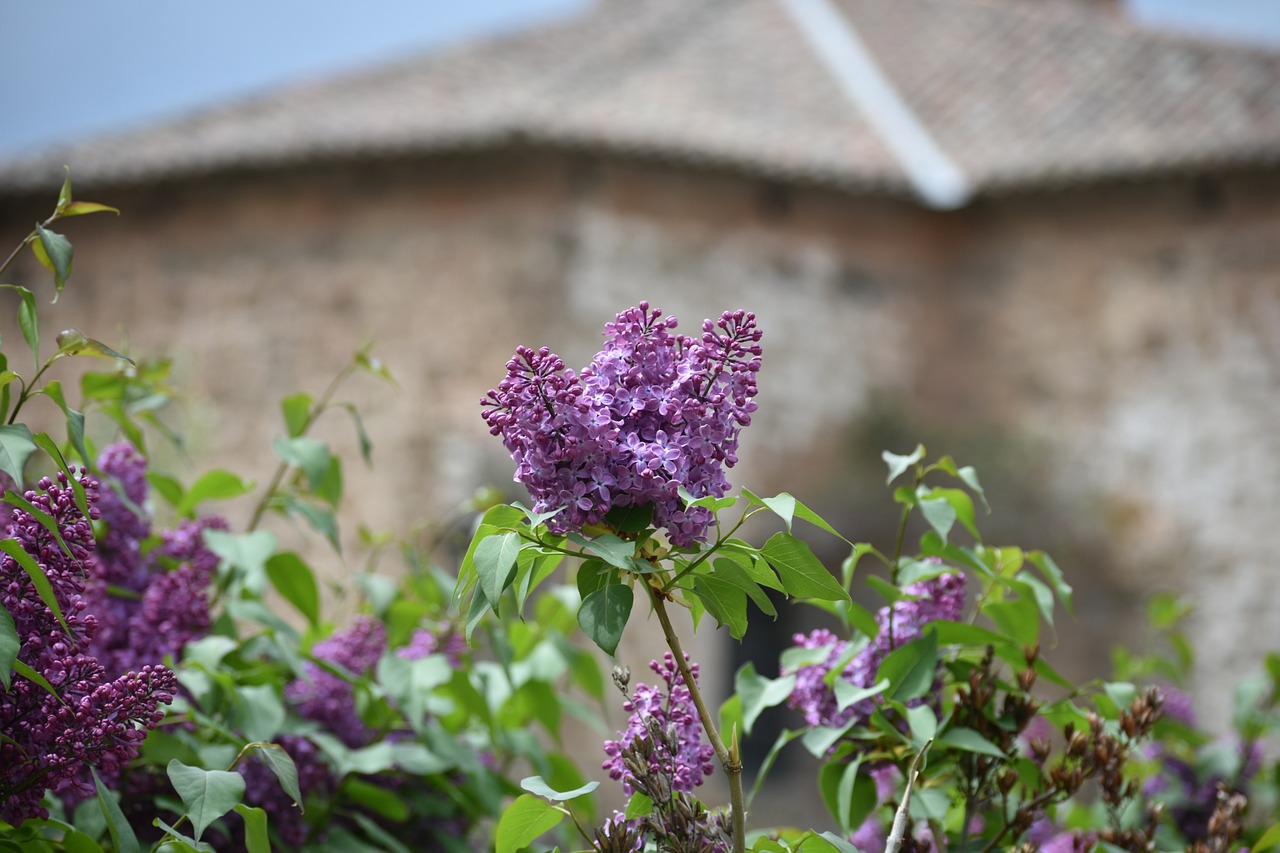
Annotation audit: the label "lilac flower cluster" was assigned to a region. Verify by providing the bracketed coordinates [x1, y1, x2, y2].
[284, 616, 387, 748]
[242, 617, 474, 849]
[397, 623, 467, 667]
[482, 303, 762, 546]
[84, 443, 226, 678]
[785, 570, 966, 729]
[602, 652, 716, 795]
[1142, 685, 1261, 843]
[0, 470, 177, 824]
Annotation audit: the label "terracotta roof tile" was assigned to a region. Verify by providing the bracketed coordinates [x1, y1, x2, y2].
[1, 0, 1277, 202]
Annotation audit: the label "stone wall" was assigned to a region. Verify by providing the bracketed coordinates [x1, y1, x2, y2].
[2, 151, 1278, 729]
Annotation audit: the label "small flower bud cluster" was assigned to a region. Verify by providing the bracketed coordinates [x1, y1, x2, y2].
[0, 469, 176, 824]
[482, 304, 762, 546]
[785, 571, 966, 729]
[602, 652, 717, 795]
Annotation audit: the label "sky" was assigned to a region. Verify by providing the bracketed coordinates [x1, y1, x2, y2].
[0, 0, 587, 156]
[0, 0, 1277, 158]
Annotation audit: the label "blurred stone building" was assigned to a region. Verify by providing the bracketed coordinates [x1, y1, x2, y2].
[1, 0, 1279, 736]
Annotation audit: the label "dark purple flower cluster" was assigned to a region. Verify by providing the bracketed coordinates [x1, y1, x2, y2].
[0, 470, 177, 824]
[785, 571, 966, 729]
[285, 616, 387, 749]
[84, 443, 226, 678]
[238, 734, 336, 848]
[1141, 685, 1260, 843]
[602, 652, 716, 795]
[482, 303, 762, 546]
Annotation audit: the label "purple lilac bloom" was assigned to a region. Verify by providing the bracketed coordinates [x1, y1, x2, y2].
[784, 571, 966, 729]
[849, 815, 886, 852]
[84, 444, 225, 678]
[482, 303, 762, 547]
[602, 652, 717, 795]
[285, 617, 387, 748]
[0, 470, 177, 824]
[398, 624, 467, 666]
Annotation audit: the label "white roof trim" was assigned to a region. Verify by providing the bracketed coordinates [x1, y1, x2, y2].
[780, 0, 972, 209]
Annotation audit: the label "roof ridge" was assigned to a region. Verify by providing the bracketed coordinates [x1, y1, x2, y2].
[781, 0, 972, 208]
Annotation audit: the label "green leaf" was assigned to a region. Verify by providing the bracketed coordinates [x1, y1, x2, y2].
[744, 489, 849, 542]
[834, 677, 888, 712]
[713, 558, 777, 618]
[0, 537, 70, 635]
[735, 662, 796, 736]
[0, 605, 16, 690]
[204, 530, 276, 596]
[1250, 822, 1280, 853]
[519, 776, 600, 802]
[0, 286, 38, 365]
[692, 574, 748, 639]
[39, 381, 89, 465]
[338, 402, 374, 465]
[247, 743, 303, 810]
[272, 436, 331, 493]
[625, 792, 654, 819]
[166, 760, 246, 840]
[939, 726, 1006, 758]
[983, 588, 1041, 647]
[576, 558, 614, 600]
[54, 329, 132, 363]
[917, 490, 957, 544]
[280, 392, 312, 437]
[565, 531, 638, 571]
[281, 496, 340, 551]
[882, 444, 924, 485]
[604, 502, 653, 534]
[147, 471, 184, 508]
[34, 225, 73, 298]
[57, 171, 74, 209]
[264, 552, 319, 627]
[761, 532, 849, 603]
[13, 658, 60, 696]
[59, 200, 120, 218]
[1027, 550, 1073, 613]
[229, 685, 286, 743]
[177, 469, 253, 517]
[231, 804, 270, 853]
[494, 794, 564, 853]
[0, 424, 35, 489]
[577, 584, 633, 656]
[343, 777, 411, 821]
[877, 630, 938, 702]
[474, 530, 522, 614]
[93, 767, 142, 853]
[32, 432, 90, 520]
[153, 817, 215, 852]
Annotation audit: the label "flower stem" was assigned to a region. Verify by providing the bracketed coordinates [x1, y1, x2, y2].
[648, 586, 745, 853]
